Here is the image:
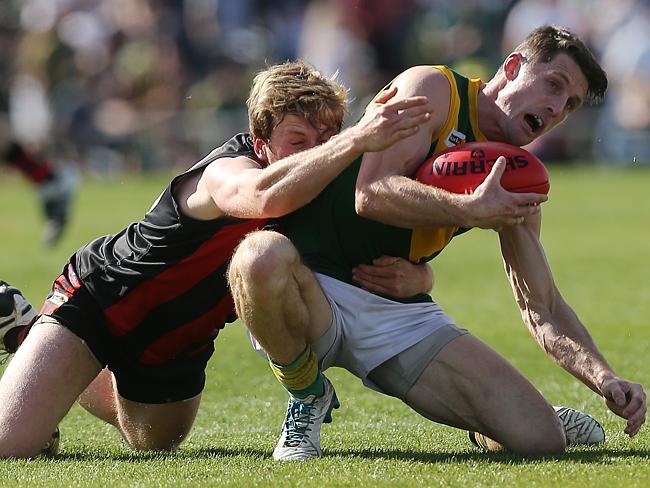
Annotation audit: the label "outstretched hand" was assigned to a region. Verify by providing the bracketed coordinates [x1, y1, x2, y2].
[600, 377, 646, 437]
[352, 256, 433, 298]
[467, 157, 548, 230]
[355, 86, 433, 153]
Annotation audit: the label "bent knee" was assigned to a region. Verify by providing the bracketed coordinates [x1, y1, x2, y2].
[229, 230, 300, 287]
[506, 418, 566, 455]
[0, 432, 55, 459]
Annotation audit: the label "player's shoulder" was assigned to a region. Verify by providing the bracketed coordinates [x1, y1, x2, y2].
[393, 65, 452, 103]
[395, 65, 452, 87]
[207, 153, 261, 173]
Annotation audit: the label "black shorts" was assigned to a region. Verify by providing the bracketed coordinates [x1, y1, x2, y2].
[44, 265, 214, 404]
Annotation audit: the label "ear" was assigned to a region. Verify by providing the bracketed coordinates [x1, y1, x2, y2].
[253, 137, 269, 164]
[503, 53, 525, 81]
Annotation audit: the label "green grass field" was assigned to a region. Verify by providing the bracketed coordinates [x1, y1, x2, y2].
[1, 166, 649, 487]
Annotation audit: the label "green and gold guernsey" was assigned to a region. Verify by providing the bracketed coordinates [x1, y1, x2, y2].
[282, 66, 488, 303]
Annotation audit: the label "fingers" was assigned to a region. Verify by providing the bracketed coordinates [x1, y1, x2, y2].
[388, 106, 432, 141]
[509, 216, 525, 226]
[512, 192, 548, 206]
[353, 257, 404, 295]
[390, 125, 420, 141]
[623, 384, 646, 417]
[603, 379, 647, 437]
[378, 95, 431, 124]
[352, 267, 395, 296]
[603, 378, 630, 407]
[484, 156, 507, 185]
[623, 384, 647, 436]
[613, 382, 630, 407]
[354, 262, 399, 278]
[373, 86, 398, 104]
[371, 255, 401, 267]
[625, 405, 646, 437]
[480, 158, 548, 206]
[387, 95, 430, 111]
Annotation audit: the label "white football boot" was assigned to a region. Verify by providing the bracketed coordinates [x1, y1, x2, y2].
[0, 281, 37, 354]
[554, 406, 605, 445]
[273, 376, 340, 461]
[468, 406, 605, 451]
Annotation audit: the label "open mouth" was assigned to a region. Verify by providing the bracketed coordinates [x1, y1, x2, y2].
[524, 113, 544, 133]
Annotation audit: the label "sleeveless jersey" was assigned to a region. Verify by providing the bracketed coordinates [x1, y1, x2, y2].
[74, 133, 266, 364]
[282, 67, 486, 303]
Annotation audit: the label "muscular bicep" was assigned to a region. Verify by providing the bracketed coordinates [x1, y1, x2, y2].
[357, 67, 451, 188]
[189, 156, 266, 220]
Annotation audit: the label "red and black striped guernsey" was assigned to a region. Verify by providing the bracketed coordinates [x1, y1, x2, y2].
[74, 133, 266, 364]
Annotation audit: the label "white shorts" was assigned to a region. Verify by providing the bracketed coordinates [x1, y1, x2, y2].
[248, 273, 461, 393]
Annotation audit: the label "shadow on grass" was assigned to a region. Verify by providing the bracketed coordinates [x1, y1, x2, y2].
[54, 446, 269, 462]
[53, 446, 649, 463]
[325, 446, 650, 464]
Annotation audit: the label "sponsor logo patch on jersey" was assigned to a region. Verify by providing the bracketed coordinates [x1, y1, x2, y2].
[444, 129, 466, 147]
[47, 291, 69, 307]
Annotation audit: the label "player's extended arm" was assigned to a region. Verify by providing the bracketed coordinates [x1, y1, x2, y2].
[499, 213, 646, 437]
[199, 88, 431, 220]
[355, 67, 547, 230]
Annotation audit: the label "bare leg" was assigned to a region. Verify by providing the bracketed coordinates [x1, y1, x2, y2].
[77, 368, 118, 425]
[229, 231, 339, 461]
[78, 367, 201, 450]
[0, 320, 101, 458]
[228, 230, 332, 364]
[404, 334, 566, 455]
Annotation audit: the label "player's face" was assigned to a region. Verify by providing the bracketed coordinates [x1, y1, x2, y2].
[260, 114, 337, 164]
[496, 53, 588, 146]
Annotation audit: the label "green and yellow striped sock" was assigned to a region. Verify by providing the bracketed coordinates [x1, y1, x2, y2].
[269, 345, 324, 399]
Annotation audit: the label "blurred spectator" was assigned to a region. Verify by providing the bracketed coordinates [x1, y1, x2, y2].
[593, 0, 650, 165]
[1, 10, 77, 246]
[0, 0, 646, 171]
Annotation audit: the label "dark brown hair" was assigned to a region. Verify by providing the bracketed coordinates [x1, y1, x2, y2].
[515, 25, 608, 104]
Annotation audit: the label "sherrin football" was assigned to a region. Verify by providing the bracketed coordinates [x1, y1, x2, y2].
[416, 141, 550, 195]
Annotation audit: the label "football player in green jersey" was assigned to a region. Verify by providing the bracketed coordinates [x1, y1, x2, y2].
[229, 25, 646, 461]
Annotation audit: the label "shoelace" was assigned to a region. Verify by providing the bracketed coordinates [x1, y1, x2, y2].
[282, 399, 317, 447]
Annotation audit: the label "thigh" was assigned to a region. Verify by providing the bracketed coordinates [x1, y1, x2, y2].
[368, 324, 467, 401]
[405, 334, 564, 453]
[314, 273, 457, 380]
[0, 317, 102, 457]
[108, 348, 212, 449]
[294, 260, 333, 344]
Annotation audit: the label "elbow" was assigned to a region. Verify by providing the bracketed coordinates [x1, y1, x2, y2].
[535, 322, 556, 355]
[355, 188, 376, 219]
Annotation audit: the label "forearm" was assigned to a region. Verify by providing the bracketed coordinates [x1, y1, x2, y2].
[527, 303, 616, 395]
[256, 127, 366, 216]
[501, 220, 616, 397]
[356, 175, 474, 228]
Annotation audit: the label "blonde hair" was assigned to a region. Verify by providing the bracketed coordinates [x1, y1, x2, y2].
[247, 61, 349, 141]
